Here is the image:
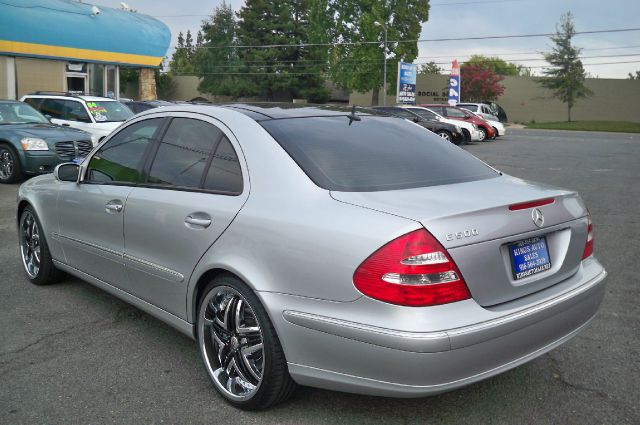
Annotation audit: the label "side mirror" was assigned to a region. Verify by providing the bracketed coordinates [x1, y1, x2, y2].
[54, 163, 80, 182]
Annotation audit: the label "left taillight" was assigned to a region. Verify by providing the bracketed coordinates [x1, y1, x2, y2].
[353, 229, 471, 307]
[582, 213, 594, 259]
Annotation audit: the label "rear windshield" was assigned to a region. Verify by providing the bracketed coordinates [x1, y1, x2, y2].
[261, 116, 498, 192]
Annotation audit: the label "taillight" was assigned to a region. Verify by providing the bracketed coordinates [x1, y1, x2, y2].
[582, 213, 594, 259]
[353, 229, 471, 307]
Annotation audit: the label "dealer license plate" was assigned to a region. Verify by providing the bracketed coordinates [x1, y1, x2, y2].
[509, 236, 551, 280]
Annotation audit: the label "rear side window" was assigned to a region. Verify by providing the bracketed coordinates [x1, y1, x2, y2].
[40, 99, 65, 119]
[62, 100, 91, 122]
[87, 118, 163, 183]
[261, 116, 497, 192]
[148, 118, 222, 188]
[444, 107, 468, 118]
[203, 136, 243, 193]
[23, 97, 43, 110]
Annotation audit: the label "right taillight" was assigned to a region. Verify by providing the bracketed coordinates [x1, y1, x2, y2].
[582, 213, 594, 259]
[353, 229, 471, 307]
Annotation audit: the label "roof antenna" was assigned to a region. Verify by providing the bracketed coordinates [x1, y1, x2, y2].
[347, 104, 361, 126]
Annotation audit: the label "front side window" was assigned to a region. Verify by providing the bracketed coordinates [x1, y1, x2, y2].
[87, 118, 163, 183]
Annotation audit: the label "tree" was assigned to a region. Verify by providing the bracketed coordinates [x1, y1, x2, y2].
[463, 55, 521, 76]
[460, 64, 505, 102]
[169, 31, 195, 75]
[418, 61, 443, 75]
[538, 12, 592, 121]
[194, 2, 245, 97]
[235, 0, 329, 102]
[327, 1, 430, 105]
[628, 70, 640, 80]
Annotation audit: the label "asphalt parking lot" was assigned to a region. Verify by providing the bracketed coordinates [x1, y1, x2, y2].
[1, 128, 638, 424]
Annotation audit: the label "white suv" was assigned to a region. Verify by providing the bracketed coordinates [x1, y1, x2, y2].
[457, 103, 499, 122]
[21, 93, 134, 146]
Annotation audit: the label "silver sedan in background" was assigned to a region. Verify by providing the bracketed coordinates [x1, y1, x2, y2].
[16, 104, 606, 410]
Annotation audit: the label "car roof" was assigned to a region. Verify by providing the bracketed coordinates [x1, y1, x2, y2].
[219, 103, 375, 121]
[23, 93, 119, 102]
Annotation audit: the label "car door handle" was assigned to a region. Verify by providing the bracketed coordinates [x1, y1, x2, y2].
[105, 200, 123, 213]
[185, 213, 212, 229]
[61, 123, 70, 127]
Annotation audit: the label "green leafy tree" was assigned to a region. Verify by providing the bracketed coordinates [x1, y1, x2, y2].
[628, 70, 640, 80]
[327, 0, 430, 105]
[538, 12, 592, 121]
[235, 0, 329, 102]
[418, 61, 443, 75]
[194, 2, 245, 97]
[462, 55, 521, 76]
[169, 31, 195, 75]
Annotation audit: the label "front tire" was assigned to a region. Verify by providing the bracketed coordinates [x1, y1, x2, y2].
[197, 275, 296, 410]
[435, 130, 453, 143]
[0, 144, 23, 184]
[19, 206, 61, 285]
[477, 127, 487, 142]
[492, 127, 500, 138]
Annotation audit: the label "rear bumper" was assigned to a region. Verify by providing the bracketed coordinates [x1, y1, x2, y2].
[261, 258, 607, 397]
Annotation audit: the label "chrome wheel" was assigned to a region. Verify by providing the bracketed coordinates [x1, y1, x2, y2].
[199, 286, 265, 401]
[478, 128, 486, 141]
[20, 211, 41, 278]
[0, 148, 14, 180]
[436, 131, 451, 142]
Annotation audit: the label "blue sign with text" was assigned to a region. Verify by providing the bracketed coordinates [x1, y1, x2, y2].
[396, 62, 417, 104]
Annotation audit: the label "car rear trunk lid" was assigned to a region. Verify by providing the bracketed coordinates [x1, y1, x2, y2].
[331, 175, 589, 306]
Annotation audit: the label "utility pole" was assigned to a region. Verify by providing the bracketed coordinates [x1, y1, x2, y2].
[374, 21, 388, 106]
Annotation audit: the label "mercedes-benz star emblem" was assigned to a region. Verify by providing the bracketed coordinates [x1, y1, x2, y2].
[532, 208, 545, 228]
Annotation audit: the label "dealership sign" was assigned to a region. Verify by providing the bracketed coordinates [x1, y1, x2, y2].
[448, 59, 461, 106]
[396, 62, 417, 104]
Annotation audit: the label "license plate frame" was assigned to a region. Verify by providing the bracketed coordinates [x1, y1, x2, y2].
[508, 236, 552, 280]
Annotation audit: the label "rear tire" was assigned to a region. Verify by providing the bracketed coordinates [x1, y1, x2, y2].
[0, 144, 23, 184]
[19, 206, 62, 285]
[197, 274, 296, 410]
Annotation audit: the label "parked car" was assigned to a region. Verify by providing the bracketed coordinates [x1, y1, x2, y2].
[0, 100, 92, 183]
[421, 104, 496, 141]
[460, 108, 507, 137]
[481, 101, 508, 122]
[372, 106, 466, 144]
[400, 105, 483, 142]
[21, 92, 134, 145]
[121, 99, 173, 115]
[17, 104, 606, 410]
[457, 103, 499, 121]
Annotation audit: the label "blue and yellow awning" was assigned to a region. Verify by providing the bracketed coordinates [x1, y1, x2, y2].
[0, 0, 171, 67]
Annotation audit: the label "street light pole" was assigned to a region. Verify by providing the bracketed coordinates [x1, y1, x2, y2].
[374, 21, 388, 106]
[383, 25, 387, 106]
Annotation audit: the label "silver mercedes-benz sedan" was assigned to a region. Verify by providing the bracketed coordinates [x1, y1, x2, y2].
[16, 104, 607, 410]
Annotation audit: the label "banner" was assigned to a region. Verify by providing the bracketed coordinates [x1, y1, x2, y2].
[396, 62, 417, 104]
[448, 59, 461, 106]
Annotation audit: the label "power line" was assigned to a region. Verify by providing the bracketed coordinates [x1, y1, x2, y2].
[151, 0, 528, 18]
[171, 53, 640, 71]
[179, 28, 640, 50]
[169, 59, 640, 76]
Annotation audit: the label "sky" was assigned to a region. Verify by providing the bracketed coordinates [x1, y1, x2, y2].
[97, 0, 640, 78]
